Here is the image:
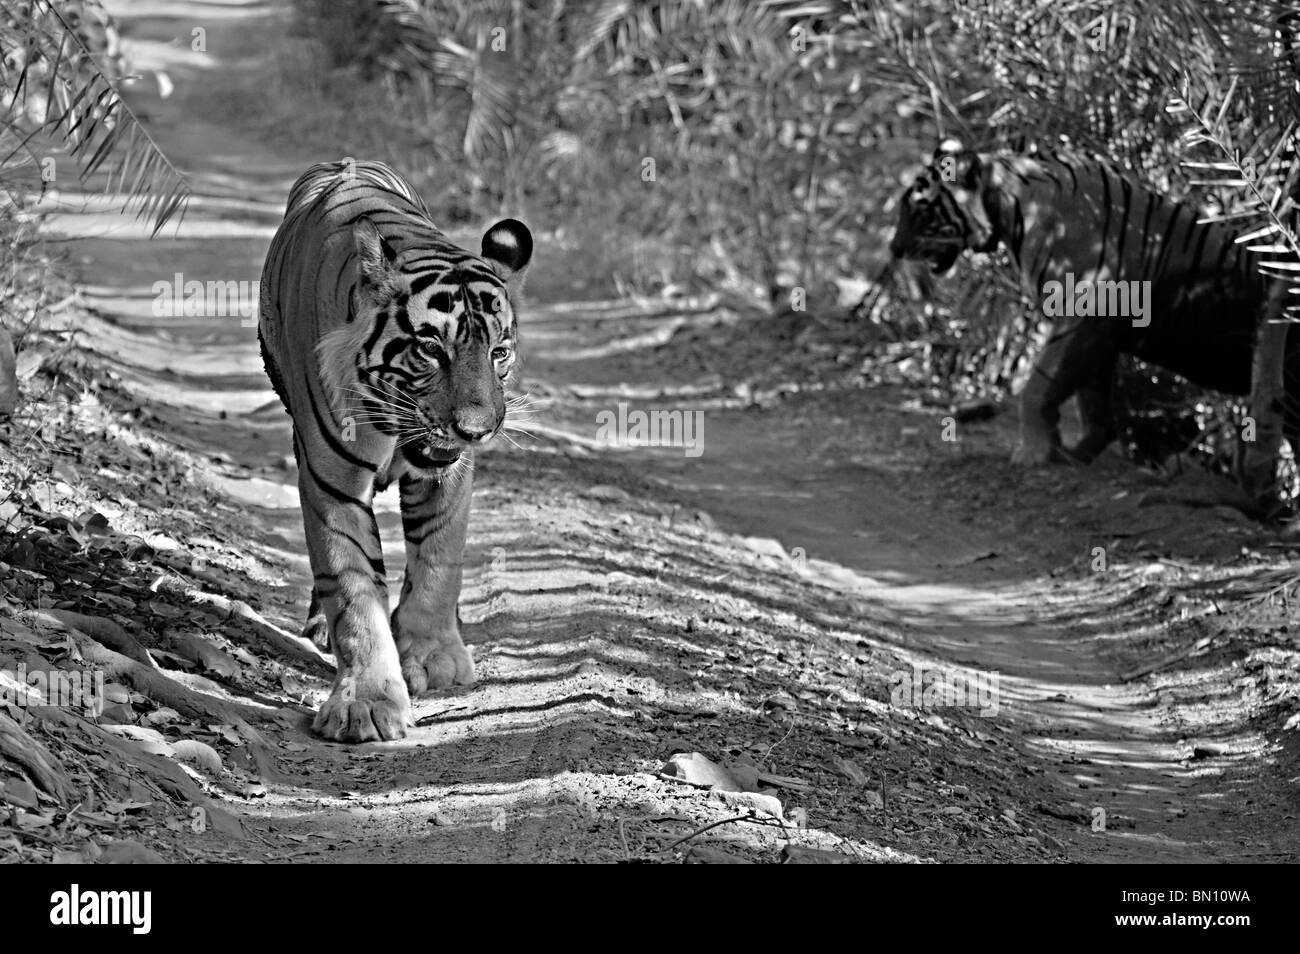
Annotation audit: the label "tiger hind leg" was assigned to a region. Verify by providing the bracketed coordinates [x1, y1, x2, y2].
[303, 587, 330, 649]
[393, 469, 477, 696]
[1064, 363, 1118, 463]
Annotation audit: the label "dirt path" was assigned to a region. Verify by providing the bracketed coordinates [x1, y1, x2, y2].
[23, 0, 1296, 863]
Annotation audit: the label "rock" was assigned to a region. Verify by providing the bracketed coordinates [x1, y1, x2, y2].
[170, 739, 223, 774]
[741, 536, 787, 559]
[202, 802, 246, 839]
[685, 846, 753, 864]
[586, 484, 631, 501]
[101, 725, 173, 758]
[708, 789, 783, 819]
[53, 842, 103, 864]
[98, 702, 136, 724]
[169, 633, 241, 678]
[662, 752, 750, 793]
[693, 510, 719, 531]
[780, 844, 855, 864]
[144, 707, 182, 726]
[833, 757, 869, 786]
[1192, 743, 1227, 759]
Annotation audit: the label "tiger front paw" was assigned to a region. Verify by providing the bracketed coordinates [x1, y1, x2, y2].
[313, 670, 412, 742]
[399, 633, 476, 696]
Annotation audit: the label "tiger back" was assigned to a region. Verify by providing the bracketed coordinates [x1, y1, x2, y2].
[259, 158, 532, 742]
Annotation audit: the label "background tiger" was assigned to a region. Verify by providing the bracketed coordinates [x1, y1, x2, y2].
[259, 158, 532, 743]
[889, 144, 1300, 466]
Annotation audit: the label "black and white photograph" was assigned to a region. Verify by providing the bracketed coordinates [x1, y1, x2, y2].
[0, 0, 1295, 907]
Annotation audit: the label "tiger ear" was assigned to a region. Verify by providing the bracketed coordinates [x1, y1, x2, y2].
[482, 218, 533, 291]
[354, 217, 399, 290]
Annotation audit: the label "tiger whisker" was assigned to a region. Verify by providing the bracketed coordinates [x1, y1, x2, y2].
[370, 378, 422, 406]
[503, 421, 541, 432]
[507, 425, 538, 440]
[339, 381, 421, 412]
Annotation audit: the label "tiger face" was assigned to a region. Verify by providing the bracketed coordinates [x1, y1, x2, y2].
[320, 217, 533, 474]
[889, 150, 996, 274]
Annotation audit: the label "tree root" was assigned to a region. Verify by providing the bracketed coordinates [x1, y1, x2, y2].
[0, 711, 72, 802]
[159, 581, 332, 672]
[42, 609, 157, 668]
[24, 610, 281, 779]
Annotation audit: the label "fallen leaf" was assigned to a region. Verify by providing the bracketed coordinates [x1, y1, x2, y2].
[99, 840, 166, 864]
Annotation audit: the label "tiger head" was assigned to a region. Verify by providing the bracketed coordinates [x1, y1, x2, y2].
[323, 217, 533, 472]
[889, 145, 997, 274]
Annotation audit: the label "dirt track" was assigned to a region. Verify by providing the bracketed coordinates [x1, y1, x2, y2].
[18, 0, 1298, 863]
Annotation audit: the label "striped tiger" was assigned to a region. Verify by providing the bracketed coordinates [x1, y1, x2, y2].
[258, 158, 532, 742]
[889, 144, 1300, 465]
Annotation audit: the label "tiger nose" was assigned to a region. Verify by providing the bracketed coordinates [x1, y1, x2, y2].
[452, 408, 496, 442]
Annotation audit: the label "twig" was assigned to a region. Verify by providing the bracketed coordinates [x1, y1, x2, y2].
[760, 718, 796, 764]
[661, 812, 790, 854]
[1120, 636, 1215, 683]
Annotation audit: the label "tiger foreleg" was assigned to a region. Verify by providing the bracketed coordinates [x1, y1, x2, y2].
[299, 445, 411, 743]
[393, 466, 477, 696]
[1013, 317, 1105, 466]
[1012, 365, 1064, 465]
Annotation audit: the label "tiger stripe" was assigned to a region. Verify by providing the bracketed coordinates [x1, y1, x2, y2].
[258, 159, 532, 742]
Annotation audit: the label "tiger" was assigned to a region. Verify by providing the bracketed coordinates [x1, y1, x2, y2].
[258, 158, 532, 742]
[889, 144, 1300, 466]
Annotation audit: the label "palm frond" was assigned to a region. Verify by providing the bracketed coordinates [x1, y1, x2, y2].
[1169, 75, 1300, 313]
[0, 0, 190, 235]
